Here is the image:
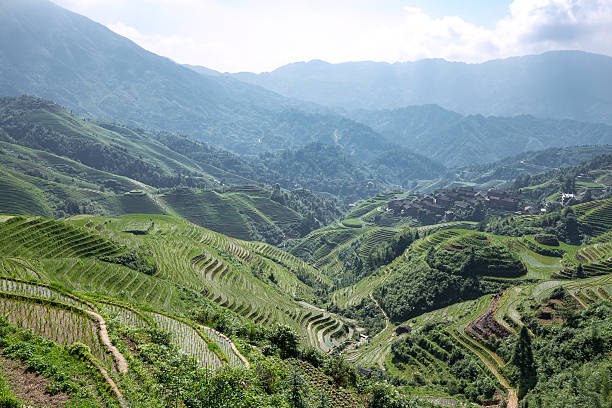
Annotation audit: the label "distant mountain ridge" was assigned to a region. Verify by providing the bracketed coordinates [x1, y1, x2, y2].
[348, 105, 612, 167]
[233, 51, 612, 124]
[0, 0, 388, 159]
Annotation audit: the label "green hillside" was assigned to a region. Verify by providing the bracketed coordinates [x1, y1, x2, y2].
[0, 212, 377, 407]
[0, 97, 345, 241]
[0, 167, 52, 217]
[419, 144, 612, 192]
[0, 96, 219, 189]
[0, 187, 610, 407]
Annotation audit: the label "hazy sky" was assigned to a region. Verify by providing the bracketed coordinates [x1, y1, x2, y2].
[53, 0, 612, 73]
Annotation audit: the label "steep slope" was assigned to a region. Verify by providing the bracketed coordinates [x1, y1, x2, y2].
[350, 105, 612, 167]
[257, 143, 444, 201]
[0, 166, 52, 217]
[234, 51, 612, 124]
[0, 97, 345, 240]
[0, 0, 388, 157]
[0, 96, 218, 188]
[0, 213, 372, 407]
[431, 145, 612, 191]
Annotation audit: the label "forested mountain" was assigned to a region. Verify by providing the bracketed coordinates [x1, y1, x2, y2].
[0, 0, 385, 158]
[430, 145, 612, 191]
[256, 143, 444, 201]
[0, 96, 345, 242]
[0, 2, 611, 407]
[0, 96, 242, 188]
[349, 105, 612, 167]
[234, 51, 612, 124]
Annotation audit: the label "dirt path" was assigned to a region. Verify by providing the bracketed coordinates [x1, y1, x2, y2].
[369, 293, 390, 334]
[84, 310, 128, 373]
[85, 354, 128, 408]
[369, 293, 393, 370]
[450, 295, 517, 408]
[507, 389, 518, 408]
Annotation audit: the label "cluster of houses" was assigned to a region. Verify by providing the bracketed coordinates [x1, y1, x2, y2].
[387, 187, 527, 224]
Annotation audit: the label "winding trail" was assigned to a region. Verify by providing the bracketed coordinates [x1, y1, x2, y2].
[85, 354, 128, 408]
[369, 293, 392, 369]
[369, 293, 390, 335]
[85, 310, 129, 373]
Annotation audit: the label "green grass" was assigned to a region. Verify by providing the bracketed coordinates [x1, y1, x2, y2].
[64, 214, 351, 351]
[161, 189, 254, 240]
[231, 192, 301, 227]
[161, 188, 305, 242]
[358, 228, 398, 257]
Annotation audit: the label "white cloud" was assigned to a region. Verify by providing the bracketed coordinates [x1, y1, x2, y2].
[54, 0, 612, 72]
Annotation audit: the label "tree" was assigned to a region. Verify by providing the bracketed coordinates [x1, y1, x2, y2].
[572, 264, 585, 279]
[286, 370, 309, 408]
[270, 324, 299, 358]
[510, 326, 537, 399]
[315, 391, 329, 408]
[471, 201, 486, 222]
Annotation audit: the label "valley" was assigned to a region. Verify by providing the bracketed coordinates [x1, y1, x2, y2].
[0, 1, 610, 407]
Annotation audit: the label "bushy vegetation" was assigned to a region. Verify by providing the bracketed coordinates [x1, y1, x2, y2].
[515, 302, 612, 407]
[257, 143, 443, 203]
[0, 316, 118, 406]
[512, 153, 612, 199]
[374, 232, 518, 323]
[488, 207, 582, 244]
[100, 249, 157, 275]
[533, 234, 559, 246]
[425, 236, 525, 278]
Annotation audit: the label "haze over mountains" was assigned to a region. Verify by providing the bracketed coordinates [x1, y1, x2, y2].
[0, 0, 389, 159]
[233, 51, 612, 125]
[1, 0, 612, 175]
[0, 1, 612, 407]
[348, 105, 612, 167]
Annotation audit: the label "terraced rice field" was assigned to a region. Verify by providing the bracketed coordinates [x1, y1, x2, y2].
[231, 193, 301, 227]
[290, 226, 365, 266]
[0, 257, 48, 280]
[0, 216, 122, 259]
[41, 258, 177, 310]
[0, 277, 92, 309]
[286, 358, 363, 408]
[531, 274, 612, 306]
[0, 169, 52, 217]
[145, 311, 224, 370]
[161, 189, 254, 240]
[0, 269, 248, 371]
[0, 293, 114, 369]
[575, 199, 612, 236]
[200, 325, 247, 368]
[380, 294, 513, 404]
[100, 301, 150, 329]
[69, 215, 350, 352]
[331, 265, 396, 309]
[574, 242, 612, 276]
[508, 240, 562, 279]
[414, 229, 462, 252]
[103, 190, 166, 215]
[358, 228, 398, 257]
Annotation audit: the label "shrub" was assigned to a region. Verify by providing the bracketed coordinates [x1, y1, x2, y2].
[534, 234, 560, 246]
[67, 342, 90, 358]
[269, 325, 299, 358]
